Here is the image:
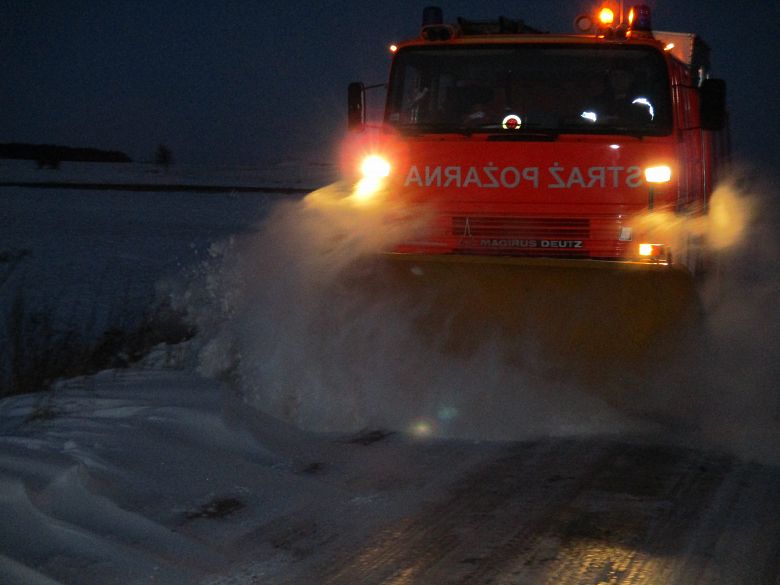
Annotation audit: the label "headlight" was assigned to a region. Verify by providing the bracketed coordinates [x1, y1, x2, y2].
[353, 155, 391, 203]
[360, 155, 391, 180]
[644, 165, 672, 184]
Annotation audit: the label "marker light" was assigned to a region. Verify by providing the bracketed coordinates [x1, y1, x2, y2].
[360, 155, 391, 179]
[644, 165, 672, 183]
[628, 4, 652, 31]
[598, 7, 615, 25]
[638, 243, 665, 257]
[389, 44, 398, 53]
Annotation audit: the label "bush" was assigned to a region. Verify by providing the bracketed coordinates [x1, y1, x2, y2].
[0, 290, 194, 398]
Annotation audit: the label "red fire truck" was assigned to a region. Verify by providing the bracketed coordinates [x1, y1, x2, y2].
[341, 4, 729, 367]
[344, 4, 727, 267]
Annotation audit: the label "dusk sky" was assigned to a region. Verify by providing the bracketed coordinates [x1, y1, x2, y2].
[2, 1, 778, 170]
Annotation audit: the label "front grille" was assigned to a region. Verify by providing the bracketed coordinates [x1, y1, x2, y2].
[452, 216, 591, 239]
[452, 216, 592, 257]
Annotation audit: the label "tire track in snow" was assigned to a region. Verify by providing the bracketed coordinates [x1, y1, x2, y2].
[315, 439, 780, 585]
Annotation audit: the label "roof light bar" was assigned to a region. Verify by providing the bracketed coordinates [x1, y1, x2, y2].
[598, 8, 615, 26]
[576, 3, 653, 36]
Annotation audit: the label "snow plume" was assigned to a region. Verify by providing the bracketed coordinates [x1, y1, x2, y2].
[180, 181, 446, 430]
[633, 175, 756, 278]
[693, 173, 780, 463]
[632, 169, 780, 463]
[179, 181, 635, 439]
[179, 171, 779, 460]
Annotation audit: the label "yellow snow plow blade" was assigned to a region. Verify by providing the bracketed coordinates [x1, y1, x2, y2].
[375, 253, 699, 387]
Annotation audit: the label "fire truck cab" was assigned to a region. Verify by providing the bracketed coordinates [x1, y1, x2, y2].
[344, 4, 729, 270]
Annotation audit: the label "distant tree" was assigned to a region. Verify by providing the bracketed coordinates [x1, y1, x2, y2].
[155, 144, 173, 169]
[36, 158, 60, 170]
[0, 143, 131, 163]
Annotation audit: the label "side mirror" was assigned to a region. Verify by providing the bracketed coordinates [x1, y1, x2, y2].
[700, 78, 727, 131]
[347, 82, 365, 131]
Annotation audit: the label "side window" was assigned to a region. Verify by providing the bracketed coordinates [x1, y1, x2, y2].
[401, 63, 438, 124]
[388, 62, 421, 124]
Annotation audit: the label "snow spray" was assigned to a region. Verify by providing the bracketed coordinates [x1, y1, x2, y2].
[637, 169, 780, 463]
[179, 171, 779, 463]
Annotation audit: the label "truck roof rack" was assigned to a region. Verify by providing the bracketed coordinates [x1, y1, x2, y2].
[456, 17, 546, 36]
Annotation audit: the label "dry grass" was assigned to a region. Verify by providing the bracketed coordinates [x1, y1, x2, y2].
[0, 288, 193, 398]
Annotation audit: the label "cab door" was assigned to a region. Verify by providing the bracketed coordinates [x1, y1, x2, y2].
[672, 63, 705, 212]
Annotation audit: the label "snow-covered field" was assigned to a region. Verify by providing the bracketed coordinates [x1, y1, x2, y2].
[1, 163, 779, 583]
[0, 159, 336, 339]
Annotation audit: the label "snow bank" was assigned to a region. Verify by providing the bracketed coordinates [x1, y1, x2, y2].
[0, 355, 502, 584]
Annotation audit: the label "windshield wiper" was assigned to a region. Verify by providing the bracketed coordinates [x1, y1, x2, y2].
[487, 132, 558, 141]
[396, 122, 644, 140]
[395, 122, 507, 136]
[556, 124, 654, 139]
[395, 122, 460, 134]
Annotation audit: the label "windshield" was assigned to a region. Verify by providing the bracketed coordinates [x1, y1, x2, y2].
[385, 44, 672, 136]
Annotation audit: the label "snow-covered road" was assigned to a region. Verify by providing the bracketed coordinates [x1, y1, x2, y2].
[310, 440, 780, 585]
[1, 361, 778, 584]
